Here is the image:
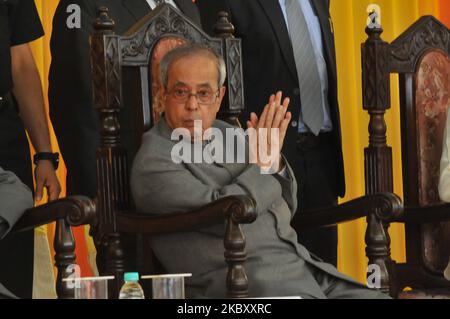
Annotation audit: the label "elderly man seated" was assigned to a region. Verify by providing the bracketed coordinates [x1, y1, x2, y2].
[131, 44, 390, 299]
[0, 167, 33, 299]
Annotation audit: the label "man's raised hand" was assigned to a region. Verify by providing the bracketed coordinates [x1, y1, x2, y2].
[247, 91, 291, 172]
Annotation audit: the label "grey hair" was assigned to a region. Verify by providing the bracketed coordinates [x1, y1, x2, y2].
[159, 44, 227, 89]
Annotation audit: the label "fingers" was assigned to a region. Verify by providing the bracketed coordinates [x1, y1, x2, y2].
[279, 111, 292, 150]
[35, 163, 61, 202]
[251, 92, 291, 171]
[269, 91, 283, 128]
[272, 97, 290, 129]
[249, 112, 259, 128]
[282, 95, 290, 109]
[268, 92, 290, 144]
[47, 179, 62, 201]
[274, 91, 283, 107]
[247, 121, 258, 165]
[265, 91, 288, 128]
[264, 91, 282, 143]
[258, 125, 270, 167]
[257, 103, 269, 130]
[265, 101, 277, 127]
[280, 111, 292, 136]
[265, 101, 277, 143]
[35, 177, 44, 202]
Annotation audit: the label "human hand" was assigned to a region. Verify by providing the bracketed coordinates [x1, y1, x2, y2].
[247, 91, 291, 172]
[34, 161, 61, 202]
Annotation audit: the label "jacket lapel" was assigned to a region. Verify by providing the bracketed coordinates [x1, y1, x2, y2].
[310, 0, 337, 82]
[121, 0, 152, 22]
[256, 0, 298, 82]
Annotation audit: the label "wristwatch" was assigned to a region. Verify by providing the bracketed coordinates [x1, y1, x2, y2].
[33, 152, 60, 170]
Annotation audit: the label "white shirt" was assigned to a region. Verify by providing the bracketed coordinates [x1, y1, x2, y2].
[146, 0, 178, 10]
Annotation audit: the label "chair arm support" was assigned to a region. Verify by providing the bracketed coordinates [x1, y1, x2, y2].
[398, 203, 450, 223]
[116, 195, 257, 234]
[12, 196, 96, 233]
[294, 192, 403, 230]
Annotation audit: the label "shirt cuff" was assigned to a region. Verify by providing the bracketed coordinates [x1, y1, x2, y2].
[277, 165, 288, 179]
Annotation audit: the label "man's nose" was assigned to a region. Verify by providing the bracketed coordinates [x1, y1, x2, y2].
[185, 94, 199, 111]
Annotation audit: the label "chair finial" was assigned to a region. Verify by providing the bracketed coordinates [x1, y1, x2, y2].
[93, 7, 115, 32]
[214, 11, 235, 38]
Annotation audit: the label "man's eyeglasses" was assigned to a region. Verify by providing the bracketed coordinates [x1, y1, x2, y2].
[165, 87, 220, 105]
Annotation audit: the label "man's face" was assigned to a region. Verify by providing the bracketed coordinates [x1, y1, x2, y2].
[162, 54, 226, 137]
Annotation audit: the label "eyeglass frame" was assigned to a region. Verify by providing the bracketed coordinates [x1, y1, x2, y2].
[163, 85, 222, 105]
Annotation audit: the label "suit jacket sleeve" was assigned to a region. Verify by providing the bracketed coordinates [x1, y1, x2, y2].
[273, 155, 298, 215]
[0, 167, 33, 239]
[131, 137, 287, 216]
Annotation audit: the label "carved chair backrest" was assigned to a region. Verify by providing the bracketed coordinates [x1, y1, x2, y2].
[362, 16, 450, 277]
[89, 4, 245, 294]
[398, 55, 450, 275]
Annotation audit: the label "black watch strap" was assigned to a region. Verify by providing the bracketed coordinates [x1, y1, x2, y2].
[33, 152, 60, 170]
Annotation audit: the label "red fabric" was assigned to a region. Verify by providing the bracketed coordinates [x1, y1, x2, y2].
[73, 226, 94, 277]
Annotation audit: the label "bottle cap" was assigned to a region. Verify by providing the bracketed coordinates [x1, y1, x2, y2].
[124, 272, 139, 282]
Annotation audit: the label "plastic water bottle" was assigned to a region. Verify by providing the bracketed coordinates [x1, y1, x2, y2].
[119, 272, 145, 299]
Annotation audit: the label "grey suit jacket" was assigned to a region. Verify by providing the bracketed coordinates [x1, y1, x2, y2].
[0, 283, 16, 299]
[0, 167, 33, 298]
[131, 118, 362, 298]
[0, 167, 33, 239]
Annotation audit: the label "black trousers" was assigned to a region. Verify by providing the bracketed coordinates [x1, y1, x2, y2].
[0, 95, 34, 299]
[289, 134, 339, 266]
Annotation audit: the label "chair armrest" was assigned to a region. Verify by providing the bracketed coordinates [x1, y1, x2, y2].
[12, 196, 96, 233]
[116, 195, 257, 234]
[398, 203, 450, 223]
[294, 192, 403, 230]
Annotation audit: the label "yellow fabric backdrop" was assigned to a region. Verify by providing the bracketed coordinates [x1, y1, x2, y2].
[28, 0, 446, 296]
[30, 0, 64, 299]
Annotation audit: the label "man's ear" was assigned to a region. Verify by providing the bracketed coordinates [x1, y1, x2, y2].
[218, 86, 226, 102]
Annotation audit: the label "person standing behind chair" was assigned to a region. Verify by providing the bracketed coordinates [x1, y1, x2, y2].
[197, 0, 344, 266]
[0, 0, 61, 298]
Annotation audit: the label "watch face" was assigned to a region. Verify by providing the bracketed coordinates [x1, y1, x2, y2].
[52, 153, 60, 169]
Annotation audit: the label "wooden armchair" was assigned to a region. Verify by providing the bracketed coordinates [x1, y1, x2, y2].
[89, 4, 403, 299]
[361, 15, 450, 298]
[11, 196, 96, 298]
